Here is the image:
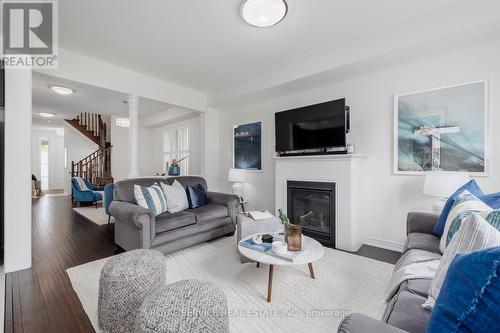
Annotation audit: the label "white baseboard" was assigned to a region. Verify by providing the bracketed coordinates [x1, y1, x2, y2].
[363, 237, 404, 253]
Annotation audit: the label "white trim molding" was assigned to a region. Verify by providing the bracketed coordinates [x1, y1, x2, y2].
[363, 237, 404, 253]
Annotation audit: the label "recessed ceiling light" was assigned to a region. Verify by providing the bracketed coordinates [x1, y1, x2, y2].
[241, 0, 288, 28]
[39, 112, 56, 118]
[50, 85, 75, 95]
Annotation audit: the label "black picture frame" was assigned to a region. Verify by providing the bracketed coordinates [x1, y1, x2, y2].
[233, 121, 262, 171]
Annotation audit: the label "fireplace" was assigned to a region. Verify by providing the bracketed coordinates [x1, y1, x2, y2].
[287, 181, 335, 248]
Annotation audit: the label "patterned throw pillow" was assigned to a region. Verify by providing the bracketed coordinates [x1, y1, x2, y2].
[440, 191, 491, 253]
[74, 177, 90, 191]
[133, 184, 167, 216]
[427, 247, 500, 333]
[423, 214, 500, 310]
[160, 180, 189, 213]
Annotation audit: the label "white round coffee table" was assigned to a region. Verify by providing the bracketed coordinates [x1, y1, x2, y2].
[238, 233, 324, 302]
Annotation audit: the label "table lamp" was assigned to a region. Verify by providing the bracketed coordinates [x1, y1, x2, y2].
[423, 171, 470, 214]
[228, 168, 246, 197]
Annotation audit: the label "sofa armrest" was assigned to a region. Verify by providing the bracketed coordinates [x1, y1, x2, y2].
[207, 192, 239, 224]
[338, 314, 408, 333]
[406, 212, 439, 235]
[109, 201, 154, 229]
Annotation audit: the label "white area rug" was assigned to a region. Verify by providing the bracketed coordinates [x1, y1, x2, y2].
[73, 206, 115, 226]
[67, 236, 393, 333]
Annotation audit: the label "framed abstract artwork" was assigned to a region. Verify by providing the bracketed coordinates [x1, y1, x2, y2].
[394, 81, 488, 175]
[233, 121, 262, 171]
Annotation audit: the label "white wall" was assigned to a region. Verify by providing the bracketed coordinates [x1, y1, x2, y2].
[110, 116, 154, 180]
[31, 129, 65, 191]
[216, 33, 500, 250]
[4, 69, 32, 273]
[63, 124, 99, 193]
[151, 115, 202, 176]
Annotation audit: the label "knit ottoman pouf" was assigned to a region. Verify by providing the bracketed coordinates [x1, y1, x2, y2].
[98, 249, 166, 333]
[135, 279, 229, 333]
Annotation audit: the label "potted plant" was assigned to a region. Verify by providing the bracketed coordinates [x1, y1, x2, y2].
[278, 209, 302, 251]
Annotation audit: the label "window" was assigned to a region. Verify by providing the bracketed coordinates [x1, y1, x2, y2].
[40, 138, 49, 190]
[163, 126, 189, 175]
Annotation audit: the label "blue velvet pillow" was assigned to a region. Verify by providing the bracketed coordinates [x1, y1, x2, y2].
[427, 247, 500, 333]
[480, 192, 500, 209]
[433, 180, 484, 237]
[186, 184, 208, 209]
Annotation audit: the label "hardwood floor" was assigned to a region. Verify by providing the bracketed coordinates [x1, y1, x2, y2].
[4, 196, 400, 332]
[4, 196, 123, 333]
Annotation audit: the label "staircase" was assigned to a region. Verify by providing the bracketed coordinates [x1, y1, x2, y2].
[65, 113, 113, 187]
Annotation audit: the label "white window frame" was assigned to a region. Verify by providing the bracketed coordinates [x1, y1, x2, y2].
[163, 124, 189, 176]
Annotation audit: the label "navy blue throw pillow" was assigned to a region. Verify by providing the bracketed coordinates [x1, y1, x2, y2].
[427, 247, 500, 333]
[186, 184, 208, 209]
[433, 180, 484, 237]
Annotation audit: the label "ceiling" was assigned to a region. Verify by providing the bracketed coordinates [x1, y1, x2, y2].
[32, 72, 174, 128]
[59, 0, 458, 93]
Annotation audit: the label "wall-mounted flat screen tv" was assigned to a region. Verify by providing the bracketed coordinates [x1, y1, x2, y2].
[275, 98, 347, 155]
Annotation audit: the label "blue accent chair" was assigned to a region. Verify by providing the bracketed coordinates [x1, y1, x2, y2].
[71, 177, 103, 208]
[103, 183, 114, 226]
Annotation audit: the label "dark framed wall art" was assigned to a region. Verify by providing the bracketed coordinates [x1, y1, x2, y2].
[233, 121, 262, 171]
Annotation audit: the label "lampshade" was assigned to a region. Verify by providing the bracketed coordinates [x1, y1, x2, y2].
[423, 172, 470, 198]
[228, 168, 246, 183]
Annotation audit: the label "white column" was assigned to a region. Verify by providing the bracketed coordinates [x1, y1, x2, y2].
[4, 68, 32, 272]
[128, 95, 140, 177]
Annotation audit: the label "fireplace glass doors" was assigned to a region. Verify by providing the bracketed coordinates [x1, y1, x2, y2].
[287, 181, 335, 248]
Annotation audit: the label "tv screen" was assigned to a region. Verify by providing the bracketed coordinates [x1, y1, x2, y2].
[275, 98, 347, 153]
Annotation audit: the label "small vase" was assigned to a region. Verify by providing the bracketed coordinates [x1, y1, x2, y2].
[168, 164, 180, 176]
[285, 224, 302, 251]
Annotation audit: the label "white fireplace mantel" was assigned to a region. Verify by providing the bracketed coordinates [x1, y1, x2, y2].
[274, 154, 366, 252]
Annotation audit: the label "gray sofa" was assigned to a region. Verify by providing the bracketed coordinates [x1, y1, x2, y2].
[338, 212, 441, 333]
[109, 176, 239, 255]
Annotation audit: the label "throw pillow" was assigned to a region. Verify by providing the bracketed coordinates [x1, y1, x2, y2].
[160, 180, 189, 213]
[74, 177, 90, 191]
[427, 247, 500, 333]
[480, 192, 500, 209]
[423, 214, 500, 310]
[433, 179, 484, 237]
[186, 183, 208, 209]
[439, 191, 491, 253]
[133, 184, 167, 216]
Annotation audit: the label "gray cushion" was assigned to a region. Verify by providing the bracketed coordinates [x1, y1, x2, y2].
[405, 279, 432, 298]
[152, 217, 233, 247]
[403, 232, 440, 254]
[155, 211, 196, 234]
[189, 204, 228, 224]
[114, 176, 207, 203]
[386, 291, 431, 333]
[338, 313, 407, 333]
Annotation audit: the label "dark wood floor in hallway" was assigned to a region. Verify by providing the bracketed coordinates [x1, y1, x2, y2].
[4, 196, 123, 333]
[4, 196, 401, 333]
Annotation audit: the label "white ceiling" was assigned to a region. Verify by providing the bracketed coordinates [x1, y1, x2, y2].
[32, 72, 174, 128]
[59, 0, 458, 93]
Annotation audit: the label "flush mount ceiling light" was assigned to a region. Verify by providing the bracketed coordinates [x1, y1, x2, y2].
[241, 0, 288, 28]
[39, 112, 56, 118]
[50, 85, 75, 95]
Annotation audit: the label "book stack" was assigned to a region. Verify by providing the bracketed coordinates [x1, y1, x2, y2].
[239, 238, 272, 253]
